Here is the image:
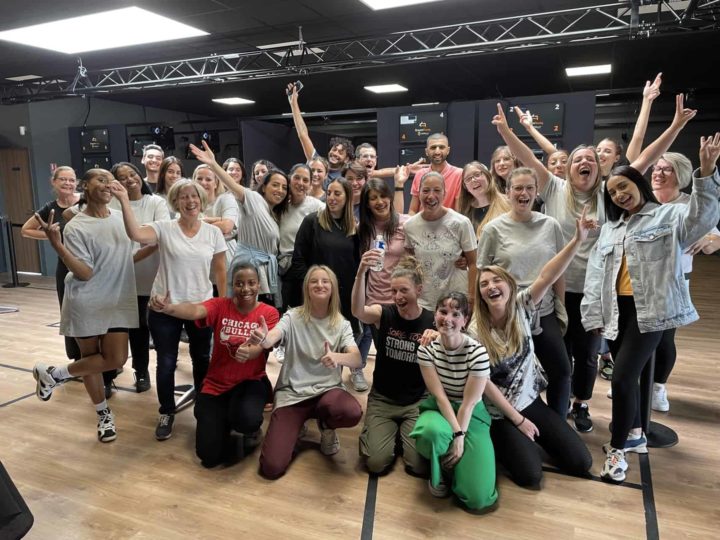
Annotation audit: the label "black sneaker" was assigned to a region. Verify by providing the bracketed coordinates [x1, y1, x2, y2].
[97, 408, 117, 443]
[155, 414, 174, 440]
[570, 402, 593, 432]
[179, 329, 190, 343]
[104, 381, 116, 400]
[134, 371, 151, 393]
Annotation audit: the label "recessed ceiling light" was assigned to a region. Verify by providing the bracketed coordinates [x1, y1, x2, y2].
[359, 0, 443, 10]
[565, 64, 612, 77]
[212, 97, 255, 105]
[0, 7, 208, 54]
[365, 84, 408, 94]
[5, 74, 42, 81]
[412, 102, 440, 106]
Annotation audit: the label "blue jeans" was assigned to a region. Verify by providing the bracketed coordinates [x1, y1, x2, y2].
[356, 323, 373, 369]
[148, 310, 212, 415]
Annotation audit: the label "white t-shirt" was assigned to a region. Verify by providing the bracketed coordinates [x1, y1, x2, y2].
[60, 210, 138, 336]
[540, 174, 604, 293]
[149, 220, 226, 303]
[237, 190, 280, 295]
[404, 209, 477, 310]
[204, 192, 240, 274]
[109, 195, 169, 295]
[279, 196, 325, 255]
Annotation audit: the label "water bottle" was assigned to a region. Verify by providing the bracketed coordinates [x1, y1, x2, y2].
[372, 234, 385, 272]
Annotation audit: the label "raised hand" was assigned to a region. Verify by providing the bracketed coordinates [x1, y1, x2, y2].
[148, 291, 171, 312]
[514, 106, 532, 128]
[394, 164, 409, 186]
[287, 83, 299, 106]
[34, 210, 62, 247]
[359, 249, 382, 271]
[406, 158, 426, 174]
[643, 72, 662, 102]
[699, 132, 720, 177]
[492, 102, 510, 133]
[320, 341, 337, 368]
[575, 204, 595, 242]
[247, 315, 269, 346]
[109, 179, 129, 201]
[188, 140, 216, 166]
[671, 93, 697, 130]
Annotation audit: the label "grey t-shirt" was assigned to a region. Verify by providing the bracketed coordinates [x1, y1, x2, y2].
[477, 212, 564, 317]
[237, 190, 280, 294]
[60, 210, 138, 337]
[540, 173, 604, 293]
[273, 309, 357, 409]
[205, 192, 240, 273]
[279, 196, 325, 256]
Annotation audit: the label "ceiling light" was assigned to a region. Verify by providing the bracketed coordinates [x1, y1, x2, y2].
[365, 84, 408, 94]
[5, 74, 42, 81]
[359, 0, 443, 10]
[412, 102, 440, 106]
[565, 64, 612, 77]
[212, 97, 255, 105]
[0, 7, 208, 54]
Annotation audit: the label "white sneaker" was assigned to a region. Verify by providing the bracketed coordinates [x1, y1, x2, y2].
[607, 387, 613, 399]
[652, 383, 669, 412]
[33, 362, 60, 401]
[97, 408, 117, 443]
[317, 420, 340, 455]
[350, 368, 369, 392]
[601, 447, 628, 484]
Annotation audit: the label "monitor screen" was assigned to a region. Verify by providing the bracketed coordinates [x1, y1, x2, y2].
[80, 128, 110, 154]
[399, 146, 426, 166]
[506, 102, 564, 137]
[399, 111, 447, 144]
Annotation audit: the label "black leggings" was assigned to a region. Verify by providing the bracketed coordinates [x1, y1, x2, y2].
[490, 397, 592, 487]
[608, 296, 663, 449]
[193, 378, 271, 468]
[653, 328, 676, 384]
[532, 313, 572, 416]
[564, 292, 601, 401]
[128, 296, 150, 375]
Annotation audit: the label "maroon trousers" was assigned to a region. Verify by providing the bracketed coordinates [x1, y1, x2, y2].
[259, 388, 362, 479]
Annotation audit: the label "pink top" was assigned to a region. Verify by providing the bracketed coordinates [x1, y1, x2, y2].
[410, 162, 462, 211]
[366, 214, 411, 306]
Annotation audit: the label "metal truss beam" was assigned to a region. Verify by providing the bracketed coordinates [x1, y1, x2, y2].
[2, 1, 718, 103]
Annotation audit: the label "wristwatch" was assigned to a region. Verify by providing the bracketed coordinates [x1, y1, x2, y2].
[452, 430, 465, 439]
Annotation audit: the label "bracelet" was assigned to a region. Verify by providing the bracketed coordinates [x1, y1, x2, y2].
[514, 417, 526, 428]
[395, 186, 405, 192]
[452, 430, 465, 439]
[259, 335, 267, 347]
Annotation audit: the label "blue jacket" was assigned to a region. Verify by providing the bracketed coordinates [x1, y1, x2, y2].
[581, 168, 720, 339]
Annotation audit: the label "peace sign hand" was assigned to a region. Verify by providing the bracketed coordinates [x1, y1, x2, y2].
[699, 132, 720, 177]
[671, 93, 697, 131]
[34, 209, 62, 248]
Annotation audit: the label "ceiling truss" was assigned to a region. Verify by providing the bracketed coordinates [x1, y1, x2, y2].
[2, 0, 718, 104]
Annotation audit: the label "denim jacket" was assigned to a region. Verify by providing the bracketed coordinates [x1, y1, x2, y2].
[581, 167, 720, 339]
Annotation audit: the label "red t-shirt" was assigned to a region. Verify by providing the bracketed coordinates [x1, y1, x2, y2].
[410, 162, 462, 211]
[197, 298, 280, 396]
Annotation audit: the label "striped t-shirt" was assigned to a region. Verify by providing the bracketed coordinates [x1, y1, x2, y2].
[417, 334, 490, 399]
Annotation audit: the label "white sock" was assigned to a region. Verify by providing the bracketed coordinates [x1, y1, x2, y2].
[51, 364, 71, 381]
[628, 431, 642, 440]
[95, 400, 108, 413]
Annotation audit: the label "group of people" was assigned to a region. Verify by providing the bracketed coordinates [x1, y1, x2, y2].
[22, 75, 720, 514]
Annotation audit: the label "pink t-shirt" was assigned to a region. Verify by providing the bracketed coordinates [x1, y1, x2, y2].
[366, 214, 410, 306]
[410, 162, 462, 211]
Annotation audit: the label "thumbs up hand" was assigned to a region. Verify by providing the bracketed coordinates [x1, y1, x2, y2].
[320, 341, 338, 369]
[248, 316, 269, 346]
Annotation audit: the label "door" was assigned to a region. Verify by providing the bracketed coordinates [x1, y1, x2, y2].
[0, 148, 41, 273]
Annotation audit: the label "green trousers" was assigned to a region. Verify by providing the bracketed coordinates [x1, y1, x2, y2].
[410, 396, 498, 510]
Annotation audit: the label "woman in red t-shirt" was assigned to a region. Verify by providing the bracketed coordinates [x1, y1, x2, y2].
[149, 260, 280, 467]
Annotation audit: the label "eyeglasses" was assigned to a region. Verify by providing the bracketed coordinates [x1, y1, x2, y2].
[510, 184, 536, 193]
[463, 172, 486, 184]
[652, 165, 674, 175]
[359, 153, 377, 160]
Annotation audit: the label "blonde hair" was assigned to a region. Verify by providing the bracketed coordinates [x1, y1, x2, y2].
[472, 266, 524, 365]
[660, 152, 693, 190]
[166, 178, 208, 214]
[319, 178, 356, 236]
[490, 145, 520, 193]
[295, 265, 343, 328]
[192, 164, 225, 195]
[391, 255, 424, 286]
[565, 145, 601, 215]
[457, 161, 510, 237]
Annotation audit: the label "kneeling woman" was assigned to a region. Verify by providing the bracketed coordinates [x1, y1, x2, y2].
[148, 260, 280, 467]
[473, 210, 593, 488]
[248, 265, 363, 479]
[351, 255, 435, 476]
[410, 292, 497, 513]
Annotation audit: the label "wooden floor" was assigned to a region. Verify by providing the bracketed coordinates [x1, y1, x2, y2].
[1, 256, 718, 539]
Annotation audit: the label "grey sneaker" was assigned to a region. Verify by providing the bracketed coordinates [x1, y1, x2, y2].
[350, 368, 369, 392]
[97, 408, 117, 443]
[155, 414, 174, 441]
[317, 419, 340, 455]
